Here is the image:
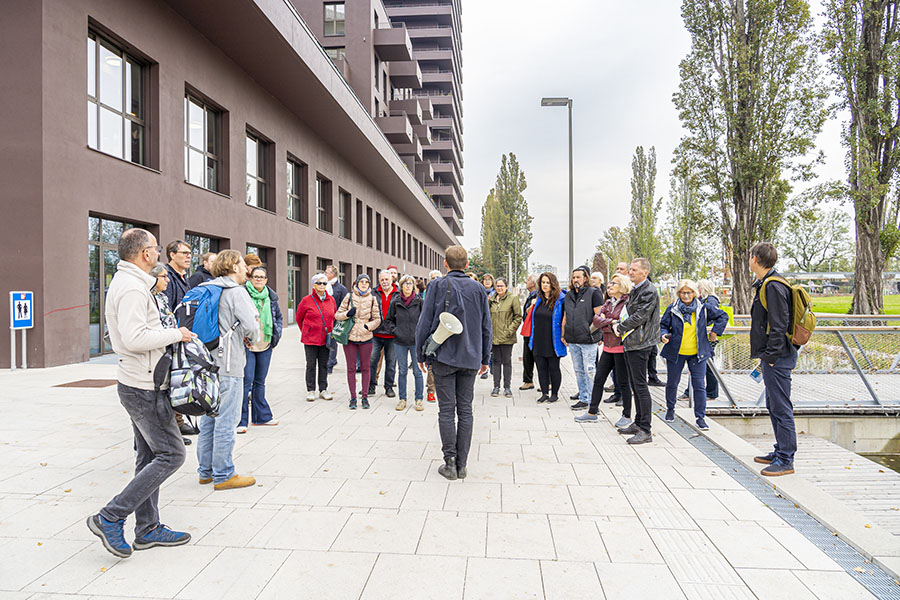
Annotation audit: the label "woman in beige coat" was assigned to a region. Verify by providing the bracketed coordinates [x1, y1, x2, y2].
[334, 273, 381, 409]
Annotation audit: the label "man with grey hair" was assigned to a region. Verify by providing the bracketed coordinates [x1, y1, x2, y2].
[429, 269, 442, 282]
[519, 273, 538, 390]
[87, 228, 194, 559]
[324, 265, 348, 374]
[369, 269, 398, 397]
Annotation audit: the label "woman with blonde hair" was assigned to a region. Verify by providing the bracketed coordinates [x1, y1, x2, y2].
[679, 279, 723, 403]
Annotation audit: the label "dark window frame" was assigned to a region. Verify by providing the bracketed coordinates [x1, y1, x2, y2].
[245, 128, 273, 212]
[184, 91, 226, 193]
[324, 2, 346, 36]
[287, 155, 309, 224]
[338, 189, 351, 240]
[316, 174, 333, 233]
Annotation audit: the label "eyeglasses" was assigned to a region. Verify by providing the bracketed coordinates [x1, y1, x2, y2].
[175, 250, 191, 256]
[143, 245, 162, 254]
[252, 275, 268, 281]
[157, 274, 170, 280]
[314, 281, 327, 286]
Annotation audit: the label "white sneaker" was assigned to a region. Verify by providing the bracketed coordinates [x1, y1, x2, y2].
[253, 419, 279, 426]
[236, 426, 248, 434]
[306, 391, 316, 402]
[319, 390, 334, 401]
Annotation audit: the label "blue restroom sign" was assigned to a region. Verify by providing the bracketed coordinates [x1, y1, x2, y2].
[10, 291, 34, 330]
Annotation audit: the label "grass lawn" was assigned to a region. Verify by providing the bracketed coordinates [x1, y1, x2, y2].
[810, 295, 900, 315]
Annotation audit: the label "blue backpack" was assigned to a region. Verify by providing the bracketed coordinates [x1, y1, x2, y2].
[175, 284, 225, 350]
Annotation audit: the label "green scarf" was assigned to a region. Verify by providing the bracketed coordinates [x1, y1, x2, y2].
[246, 282, 273, 342]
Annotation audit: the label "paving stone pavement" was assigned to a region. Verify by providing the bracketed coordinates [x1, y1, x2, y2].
[0, 328, 881, 599]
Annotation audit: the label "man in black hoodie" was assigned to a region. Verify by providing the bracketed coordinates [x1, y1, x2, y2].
[187, 252, 217, 288]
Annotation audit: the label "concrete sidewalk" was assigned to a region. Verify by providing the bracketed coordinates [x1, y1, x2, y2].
[0, 328, 882, 599]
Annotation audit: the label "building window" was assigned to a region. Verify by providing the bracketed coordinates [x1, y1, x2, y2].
[287, 252, 306, 325]
[366, 206, 373, 248]
[339, 190, 351, 240]
[325, 47, 346, 61]
[184, 94, 221, 192]
[184, 232, 220, 274]
[324, 2, 345, 36]
[316, 175, 332, 232]
[89, 215, 141, 356]
[356, 199, 363, 243]
[391, 223, 396, 256]
[376, 212, 382, 251]
[87, 31, 148, 165]
[287, 157, 308, 224]
[339, 261, 352, 285]
[317, 257, 329, 273]
[246, 131, 270, 210]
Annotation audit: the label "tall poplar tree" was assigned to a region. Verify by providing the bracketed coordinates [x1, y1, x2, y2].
[628, 146, 663, 271]
[479, 153, 533, 283]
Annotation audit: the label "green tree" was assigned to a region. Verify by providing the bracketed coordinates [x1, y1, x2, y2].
[673, 0, 828, 312]
[628, 146, 663, 268]
[479, 153, 533, 284]
[821, 0, 900, 313]
[594, 226, 632, 280]
[662, 161, 718, 279]
[466, 246, 489, 276]
[778, 186, 853, 272]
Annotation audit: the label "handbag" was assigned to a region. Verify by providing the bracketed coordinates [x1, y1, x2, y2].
[312, 296, 336, 350]
[332, 315, 354, 345]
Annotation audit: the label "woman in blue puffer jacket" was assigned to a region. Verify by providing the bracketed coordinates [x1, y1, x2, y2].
[660, 279, 728, 431]
[529, 272, 567, 403]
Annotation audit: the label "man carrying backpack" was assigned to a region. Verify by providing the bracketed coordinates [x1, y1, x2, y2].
[196, 250, 261, 490]
[87, 228, 194, 558]
[749, 242, 799, 477]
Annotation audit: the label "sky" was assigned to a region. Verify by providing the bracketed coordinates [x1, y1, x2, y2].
[457, 0, 847, 273]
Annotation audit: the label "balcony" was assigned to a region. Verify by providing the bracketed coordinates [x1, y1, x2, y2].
[430, 115, 462, 135]
[373, 24, 413, 61]
[389, 61, 422, 89]
[375, 114, 413, 144]
[430, 159, 462, 186]
[413, 123, 432, 145]
[437, 206, 463, 236]
[422, 70, 453, 84]
[389, 98, 422, 124]
[418, 97, 433, 120]
[426, 182, 461, 211]
[416, 159, 434, 184]
[386, 3, 453, 20]
[394, 137, 423, 160]
[406, 24, 454, 43]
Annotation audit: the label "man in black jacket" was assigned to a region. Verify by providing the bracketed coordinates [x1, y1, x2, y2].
[564, 266, 604, 410]
[163, 240, 191, 309]
[614, 258, 660, 445]
[749, 242, 798, 476]
[519, 274, 538, 390]
[187, 252, 216, 288]
[417, 246, 491, 481]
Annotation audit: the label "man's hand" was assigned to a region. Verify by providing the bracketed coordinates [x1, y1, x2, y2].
[478, 364, 489, 376]
[661, 334, 671, 344]
[708, 332, 718, 342]
[612, 323, 621, 337]
[561, 337, 568, 347]
[418, 362, 426, 373]
[178, 327, 195, 342]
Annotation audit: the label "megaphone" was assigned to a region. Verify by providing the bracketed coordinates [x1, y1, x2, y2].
[424, 311, 464, 357]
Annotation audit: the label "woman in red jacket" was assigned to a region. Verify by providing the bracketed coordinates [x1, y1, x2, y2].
[296, 273, 336, 401]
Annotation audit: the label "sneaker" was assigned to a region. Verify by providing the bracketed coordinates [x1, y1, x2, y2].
[438, 457, 458, 480]
[696, 418, 709, 431]
[614, 416, 632, 429]
[87, 514, 132, 558]
[236, 426, 248, 434]
[479, 372, 489, 379]
[604, 384, 615, 392]
[199, 477, 212, 484]
[368, 385, 376, 396]
[603, 394, 620, 404]
[627, 430, 653, 444]
[214, 474, 256, 490]
[491, 387, 500, 397]
[320, 390, 334, 401]
[574, 412, 598, 423]
[362, 398, 370, 409]
[754, 452, 775, 464]
[761, 460, 795, 476]
[570, 401, 588, 410]
[385, 387, 396, 398]
[457, 464, 467, 479]
[504, 388, 513, 398]
[182, 437, 192, 446]
[537, 394, 549, 403]
[306, 391, 316, 402]
[427, 392, 436, 403]
[519, 382, 535, 390]
[179, 421, 199, 435]
[615, 399, 623, 407]
[395, 399, 407, 411]
[664, 409, 676, 422]
[648, 378, 665, 387]
[617, 423, 639, 435]
[132, 523, 191, 550]
[349, 398, 357, 410]
[415, 399, 424, 411]
[569, 393, 581, 400]
[252, 419, 279, 426]
[677, 392, 690, 401]
[547, 395, 558, 403]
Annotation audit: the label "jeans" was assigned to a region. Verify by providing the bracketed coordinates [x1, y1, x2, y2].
[492, 344, 513, 389]
[433, 360, 477, 468]
[304, 344, 330, 392]
[395, 344, 424, 400]
[101, 383, 185, 537]
[589, 351, 630, 417]
[682, 362, 719, 398]
[665, 354, 708, 420]
[569, 343, 598, 402]
[522, 336, 535, 384]
[625, 347, 652, 433]
[328, 343, 339, 371]
[240, 347, 274, 427]
[762, 349, 798, 463]
[534, 354, 562, 396]
[343, 341, 373, 399]
[197, 374, 242, 485]
[370, 337, 397, 389]
[648, 344, 660, 381]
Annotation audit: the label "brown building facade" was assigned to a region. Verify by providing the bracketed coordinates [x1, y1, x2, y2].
[0, 0, 458, 368]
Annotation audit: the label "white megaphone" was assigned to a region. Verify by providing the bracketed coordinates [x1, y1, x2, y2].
[424, 311, 464, 357]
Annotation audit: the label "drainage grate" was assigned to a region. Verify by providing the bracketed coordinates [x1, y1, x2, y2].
[657, 405, 900, 599]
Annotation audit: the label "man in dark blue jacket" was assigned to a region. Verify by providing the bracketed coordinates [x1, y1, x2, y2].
[749, 242, 798, 477]
[417, 245, 491, 481]
[325, 265, 348, 374]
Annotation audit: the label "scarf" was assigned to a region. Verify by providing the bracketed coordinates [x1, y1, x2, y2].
[676, 299, 698, 325]
[401, 291, 415, 307]
[355, 284, 371, 296]
[246, 282, 273, 342]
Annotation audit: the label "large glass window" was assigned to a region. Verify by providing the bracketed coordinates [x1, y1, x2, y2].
[87, 31, 148, 165]
[339, 190, 351, 240]
[184, 232, 220, 275]
[325, 47, 346, 61]
[316, 175, 332, 232]
[324, 2, 345, 36]
[184, 95, 220, 192]
[88, 216, 140, 356]
[287, 252, 305, 325]
[246, 132, 269, 210]
[288, 158, 308, 224]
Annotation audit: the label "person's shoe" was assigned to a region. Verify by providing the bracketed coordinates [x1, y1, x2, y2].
[537, 394, 549, 403]
[180, 421, 199, 435]
[236, 426, 248, 434]
[480, 372, 489, 379]
[547, 395, 558, 403]
[603, 394, 621, 404]
[519, 382, 535, 390]
[349, 398, 357, 410]
[574, 412, 598, 423]
[677, 392, 690, 401]
[457, 465, 467, 479]
[627, 430, 653, 445]
[253, 419, 279, 427]
[427, 392, 436, 403]
[182, 437, 192, 446]
[491, 387, 500, 397]
[504, 388, 513, 398]
[368, 385, 377, 396]
[570, 401, 589, 410]
[664, 408, 676, 422]
[385, 387, 396, 398]
[214, 474, 256, 490]
[362, 398, 370, 409]
[87, 514, 132, 558]
[132, 523, 191, 550]
[707, 396, 718, 402]
[648, 378, 665, 387]
[395, 399, 407, 411]
[320, 390, 334, 401]
[199, 476, 212, 484]
[696, 418, 709, 431]
[754, 452, 775, 464]
[761, 460, 795, 477]
[306, 391, 316, 402]
[438, 457, 458, 480]
[415, 399, 424, 411]
[604, 384, 615, 392]
[327, 368, 334, 375]
[618, 423, 639, 435]
[614, 416, 632, 429]
[615, 399, 623, 407]
[570, 393, 581, 400]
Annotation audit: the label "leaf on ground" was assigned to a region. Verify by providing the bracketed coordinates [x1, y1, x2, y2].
[864, 524, 872, 528]
[39, 462, 47, 467]
[63, 489, 71, 493]
[379, 491, 386, 495]
[36, 542, 42, 546]
[100, 567, 107, 572]
[854, 566, 866, 573]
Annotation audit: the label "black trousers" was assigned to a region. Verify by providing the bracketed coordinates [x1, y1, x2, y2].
[589, 351, 631, 417]
[433, 360, 477, 468]
[625, 347, 652, 433]
[304, 344, 330, 392]
[647, 344, 659, 380]
[492, 344, 513, 388]
[534, 354, 561, 397]
[522, 336, 535, 384]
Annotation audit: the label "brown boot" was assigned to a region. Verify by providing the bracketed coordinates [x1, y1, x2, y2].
[214, 474, 256, 490]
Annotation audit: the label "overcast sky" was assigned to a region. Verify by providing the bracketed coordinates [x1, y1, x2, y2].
[458, 0, 846, 272]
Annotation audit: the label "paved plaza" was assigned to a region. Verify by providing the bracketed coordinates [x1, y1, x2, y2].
[0, 328, 886, 599]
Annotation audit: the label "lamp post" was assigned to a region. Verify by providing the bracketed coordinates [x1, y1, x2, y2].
[540, 96, 574, 278]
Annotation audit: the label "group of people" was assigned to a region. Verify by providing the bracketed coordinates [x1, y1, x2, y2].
[88, 231, 799, 560]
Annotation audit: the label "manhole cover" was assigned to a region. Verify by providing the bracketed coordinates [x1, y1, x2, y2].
[54, 379, 117, 388]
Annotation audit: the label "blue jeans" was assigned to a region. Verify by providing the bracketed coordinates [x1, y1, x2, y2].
[569, 343, 597, 402]
[370, 337, 396, 389]
[665, 354, 708, 419]
[762, 348, 798, 463]
[197, 374, 242, 484]
[395, 344, 423, 400]
[240, 347, 274, 427]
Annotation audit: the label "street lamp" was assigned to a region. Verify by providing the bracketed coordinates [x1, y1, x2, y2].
[540, 96, 574, 278]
